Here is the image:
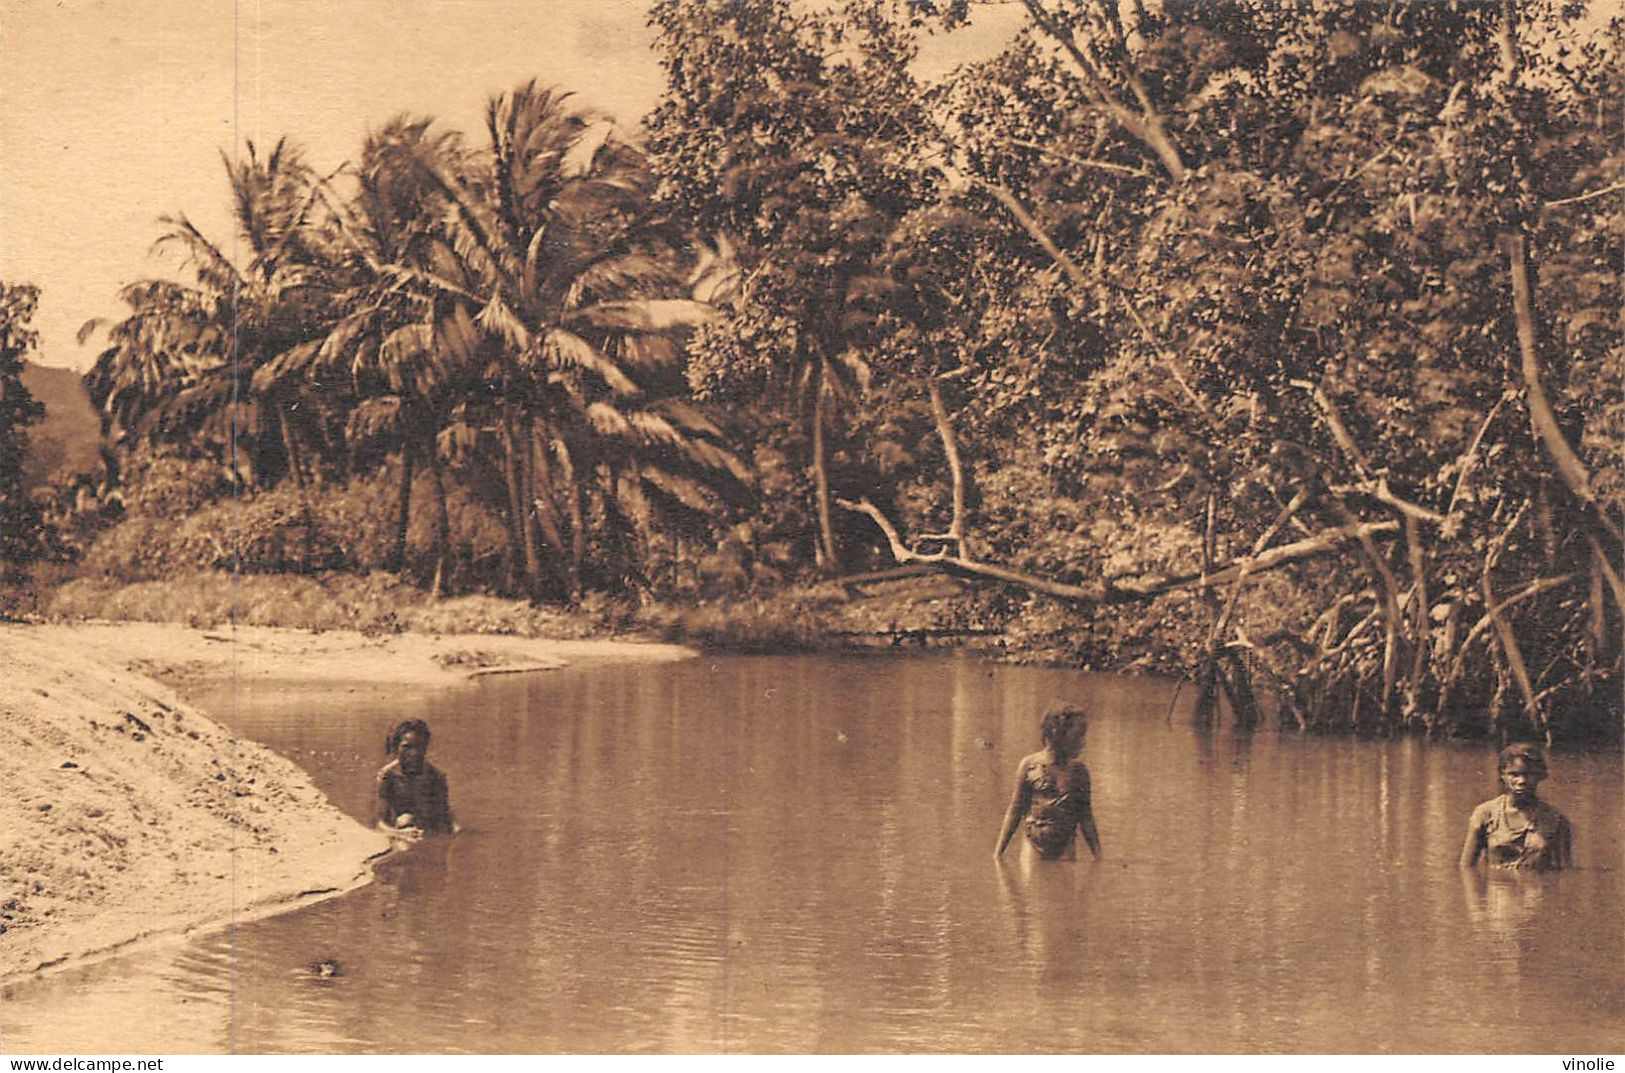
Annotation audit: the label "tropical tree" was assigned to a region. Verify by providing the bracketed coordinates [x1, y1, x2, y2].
[643, 0, 1620, 741]
[646, 0, 941, 574]
[315, 117, 474, 589]
[886, 0, 1623, 740]
[85, 139, 342, 495]
[380, 81, 748, 600]
[0, 282, 48, 578]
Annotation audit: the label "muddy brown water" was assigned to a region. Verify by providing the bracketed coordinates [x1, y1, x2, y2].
[2, 654, 1620, 1053]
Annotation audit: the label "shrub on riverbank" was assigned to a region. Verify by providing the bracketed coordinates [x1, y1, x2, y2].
[42, 571, 598, 638]
[70, 462, 511, 588]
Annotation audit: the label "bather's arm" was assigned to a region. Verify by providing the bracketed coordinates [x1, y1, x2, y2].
[994, 758, 1033, 861]
[1075, 766, 1100, 860]
[376, 771, 398, 830]
[1458, 804, 1488, 868]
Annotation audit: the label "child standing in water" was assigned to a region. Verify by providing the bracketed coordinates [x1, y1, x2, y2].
[376, 718, 456, 837]
[994, 704, 1101, 862]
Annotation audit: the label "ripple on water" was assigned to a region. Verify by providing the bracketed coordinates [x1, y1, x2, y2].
[5, 656, 1621, 1053]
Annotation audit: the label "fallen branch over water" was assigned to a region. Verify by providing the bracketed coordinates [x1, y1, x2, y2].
[834, 496, 1400, 606]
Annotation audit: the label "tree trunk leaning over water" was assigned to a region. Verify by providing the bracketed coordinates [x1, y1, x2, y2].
[836, 495, 1400, 605]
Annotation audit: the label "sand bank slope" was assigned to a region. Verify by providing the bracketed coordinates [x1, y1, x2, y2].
[18, 621, 697, 688]
[0, 627, 390, 981]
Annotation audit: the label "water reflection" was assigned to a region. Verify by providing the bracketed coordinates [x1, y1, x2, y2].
[1460, 869, 1548, 940]
[2, 655, 1619, 1054]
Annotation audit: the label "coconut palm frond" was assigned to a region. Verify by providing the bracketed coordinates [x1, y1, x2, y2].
[318, 313, 377, 371]
[545, 327, 641, 395]
[438, 418, 481, 463]
[194, 395, 260, 445]
[435, 303, 484, 367]
[346, 394, 406, 443]
[641, 466, 724, 515]
[613, 470, 655, 533]
[250, 339, 322, 394]
[153, 214, 247, 297]
[623, 410, 686, 449]
[585, 401, 633, 438]
[148, 374, 234, 437]
[77, 317, 112, 346]
[565, 298, 722, 334]
[651, 398, 724, 439]
[574, 252, 679, 304]
[381, 322, 435, 367]
[685, 438, 754, 484]
[475, 288, 531, 351]
[350, 338, 381, 384]
[617, 335, 681, 376]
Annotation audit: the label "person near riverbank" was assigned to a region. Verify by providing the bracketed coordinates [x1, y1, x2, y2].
[1459, 742, 1571, 871]
[994, 704, 1101, 863]
[376, 719, 456, 837]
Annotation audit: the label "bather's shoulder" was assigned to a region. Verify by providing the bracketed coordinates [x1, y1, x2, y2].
[1015, 750, 1047, 774]
[1532, 798, 1569, 828]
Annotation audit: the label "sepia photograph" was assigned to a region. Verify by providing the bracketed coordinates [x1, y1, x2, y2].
[0, 0, 1621, 1057]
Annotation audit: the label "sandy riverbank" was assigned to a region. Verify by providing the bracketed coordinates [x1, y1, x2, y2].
[0, 621, 697, 982]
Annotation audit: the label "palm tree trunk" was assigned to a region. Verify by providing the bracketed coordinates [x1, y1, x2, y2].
[500, 410, 533, 593]
[512, 410, 547, 597]
[428, 445, 450, 597]
[278, 403, 307, 494]
[556, 443, 587, 590]
[812, 365, 840, 574]
[526, 418, 576, 599]
[278, 402, 316, 570]
[393, 444, 414, 573]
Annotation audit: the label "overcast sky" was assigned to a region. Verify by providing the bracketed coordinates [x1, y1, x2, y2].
[0, 0, 1022, 371]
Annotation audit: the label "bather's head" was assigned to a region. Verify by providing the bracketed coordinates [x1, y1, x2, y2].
[386, 719, 432, 774]
[1497, 742, 1547, 804]
[1039, 704, 1089, 762]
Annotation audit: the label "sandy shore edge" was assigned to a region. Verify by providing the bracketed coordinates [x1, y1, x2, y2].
[0, 621, 696, 983]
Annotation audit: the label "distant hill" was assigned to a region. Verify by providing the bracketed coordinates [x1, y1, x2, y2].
[19, 362, 103, 490]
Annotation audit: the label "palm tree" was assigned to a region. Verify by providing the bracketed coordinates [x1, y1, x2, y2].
[316, 117, 476, 589]
[85, 139, 341, 495]
[384, 82, 748, 600]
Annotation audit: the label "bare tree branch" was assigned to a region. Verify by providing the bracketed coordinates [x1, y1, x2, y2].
[1504, 232, 1624, 545]
[1018, 0, 1188, 180]
[835, 495, 1400, 605]
[1544, 181, 1625, 209]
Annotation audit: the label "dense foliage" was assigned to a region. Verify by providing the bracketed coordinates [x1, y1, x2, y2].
[0, 283, 50, 580]
[644, 0, 1622, 743]
[65, 2, 1621, 743]
[84, 88, 747, 601]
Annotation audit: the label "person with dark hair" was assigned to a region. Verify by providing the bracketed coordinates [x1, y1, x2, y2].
[376, 719, 456, 837]
[994, 704, 1101, 863]
[1460, 742, 1571, 871]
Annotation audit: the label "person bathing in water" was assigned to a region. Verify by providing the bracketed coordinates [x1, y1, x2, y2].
[994, 704, 1101, 863]
[1460, 741, 1571, 871]
[376, 719, 456, 838]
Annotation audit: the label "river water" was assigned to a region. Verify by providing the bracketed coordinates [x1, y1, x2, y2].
[3, 654, 1620, 1053]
